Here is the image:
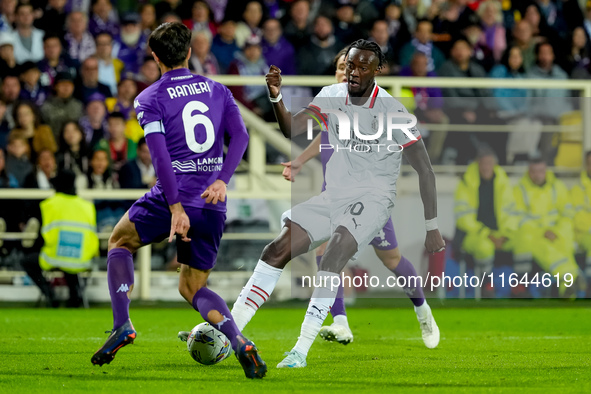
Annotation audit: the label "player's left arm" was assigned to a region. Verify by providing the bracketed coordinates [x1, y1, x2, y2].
[201, 87, 250, 204]
[137, 94, 190, 243]
[403, 139, 446, 254]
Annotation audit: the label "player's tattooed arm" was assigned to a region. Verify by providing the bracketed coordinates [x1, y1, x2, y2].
[266, 65, 316, 138]
[403, 139, 445, 253]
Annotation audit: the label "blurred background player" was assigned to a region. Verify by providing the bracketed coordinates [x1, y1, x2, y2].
[281, 47, 440, 348]
[91, 22, 266, 379]
[512, 157, 580, 297]
[231, 40, 445, 368]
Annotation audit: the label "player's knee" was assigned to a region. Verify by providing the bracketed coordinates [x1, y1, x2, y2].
[178, 278, 204, 303]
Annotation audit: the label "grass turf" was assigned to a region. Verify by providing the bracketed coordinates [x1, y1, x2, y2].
[0, 301, 590, 393]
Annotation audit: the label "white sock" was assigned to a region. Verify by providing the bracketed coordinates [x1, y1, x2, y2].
[333, 314, 349, 328]
[414, 301, 430, 321]
[231, 260, 282, 331]
[292, 271, 338, 356]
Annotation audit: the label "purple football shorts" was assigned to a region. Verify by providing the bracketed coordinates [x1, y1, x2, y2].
[129, 187, 226, 271]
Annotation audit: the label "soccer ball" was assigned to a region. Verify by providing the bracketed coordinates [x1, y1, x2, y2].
[187, 322, 232, 365]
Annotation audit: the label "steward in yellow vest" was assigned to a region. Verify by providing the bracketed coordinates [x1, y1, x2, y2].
[21, 170, 98, 307]
[512, 158, 579, 296]
[454, 150, 518, 275]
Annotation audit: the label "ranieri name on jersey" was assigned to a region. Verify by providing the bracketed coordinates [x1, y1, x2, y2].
[166, 76, 212, 99]
[309, 110, 418, 153]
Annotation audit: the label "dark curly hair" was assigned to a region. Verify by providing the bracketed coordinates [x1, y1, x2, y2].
[345, 39, 386, 70]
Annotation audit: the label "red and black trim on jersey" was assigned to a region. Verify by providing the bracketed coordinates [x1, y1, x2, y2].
[345, 83, 380, 108]
[401, 134, 422, 148]
[306, 104, 329, 129]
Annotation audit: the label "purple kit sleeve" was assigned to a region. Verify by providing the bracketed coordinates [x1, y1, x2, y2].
[145, 133, 180, 206]
[218, 89, 249, 184]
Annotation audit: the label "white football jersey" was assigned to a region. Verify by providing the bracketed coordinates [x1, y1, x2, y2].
[307, 82, 421, 204]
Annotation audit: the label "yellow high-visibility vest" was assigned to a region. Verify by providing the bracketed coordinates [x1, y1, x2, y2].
[39, 193, 99, 274]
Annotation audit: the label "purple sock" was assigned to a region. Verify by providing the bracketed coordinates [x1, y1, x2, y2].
[107, 248, 135, 330]
[192, 287, 241, 351]
[393, 256, 425, 307]
[317, 255, 347, 318]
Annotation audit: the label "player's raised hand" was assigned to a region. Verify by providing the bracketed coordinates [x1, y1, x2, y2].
[201, 179, 227, 205]
[266, 65, 282, 98]
[169, 203, 191, 243]
[281, 159, 303, 182]
[425, 229, 445, 254]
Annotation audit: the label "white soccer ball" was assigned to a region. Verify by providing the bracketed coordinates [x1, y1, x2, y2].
[187, 322, 232, 365]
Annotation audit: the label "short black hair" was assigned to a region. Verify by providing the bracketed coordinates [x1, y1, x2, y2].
[148, 22, 192, 68]
[529, 155, 545, 165]
[345, 39, 386, 70]
[15, 2, 33, 13]
[108, 111, 126, 122]
[43, 31, 62, 43]
[534, 40, 553, 58]
[137, 137, 146, 148]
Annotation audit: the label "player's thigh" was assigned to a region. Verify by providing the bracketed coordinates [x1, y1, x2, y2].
[124, 189, 174, 249]
[283, 194, 332, 252]
[108, 211, 144, 252]
[177, 208, 225, 271]
[331, 194, 390, 260]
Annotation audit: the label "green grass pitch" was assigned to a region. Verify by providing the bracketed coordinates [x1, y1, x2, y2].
[1, 301, 590, 393]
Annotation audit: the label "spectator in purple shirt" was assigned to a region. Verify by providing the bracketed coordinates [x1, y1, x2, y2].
[88, 0, 119, 38]
[64, 11, 97, 63]
[37, 32, 79, 89]
[18, 61, 50, 107]
[112, 13, 148, 74]
[79, 93, 108, 149]
[261, 18, 296, 75]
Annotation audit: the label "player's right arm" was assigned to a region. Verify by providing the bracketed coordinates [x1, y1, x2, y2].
[266, 65, 319, 138]
[282, 133, 321, 182]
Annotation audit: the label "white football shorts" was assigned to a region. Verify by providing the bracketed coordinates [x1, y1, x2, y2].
[281, 191, 392, 260]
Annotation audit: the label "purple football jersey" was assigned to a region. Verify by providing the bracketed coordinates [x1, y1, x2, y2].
[135, 68, 248, 211]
